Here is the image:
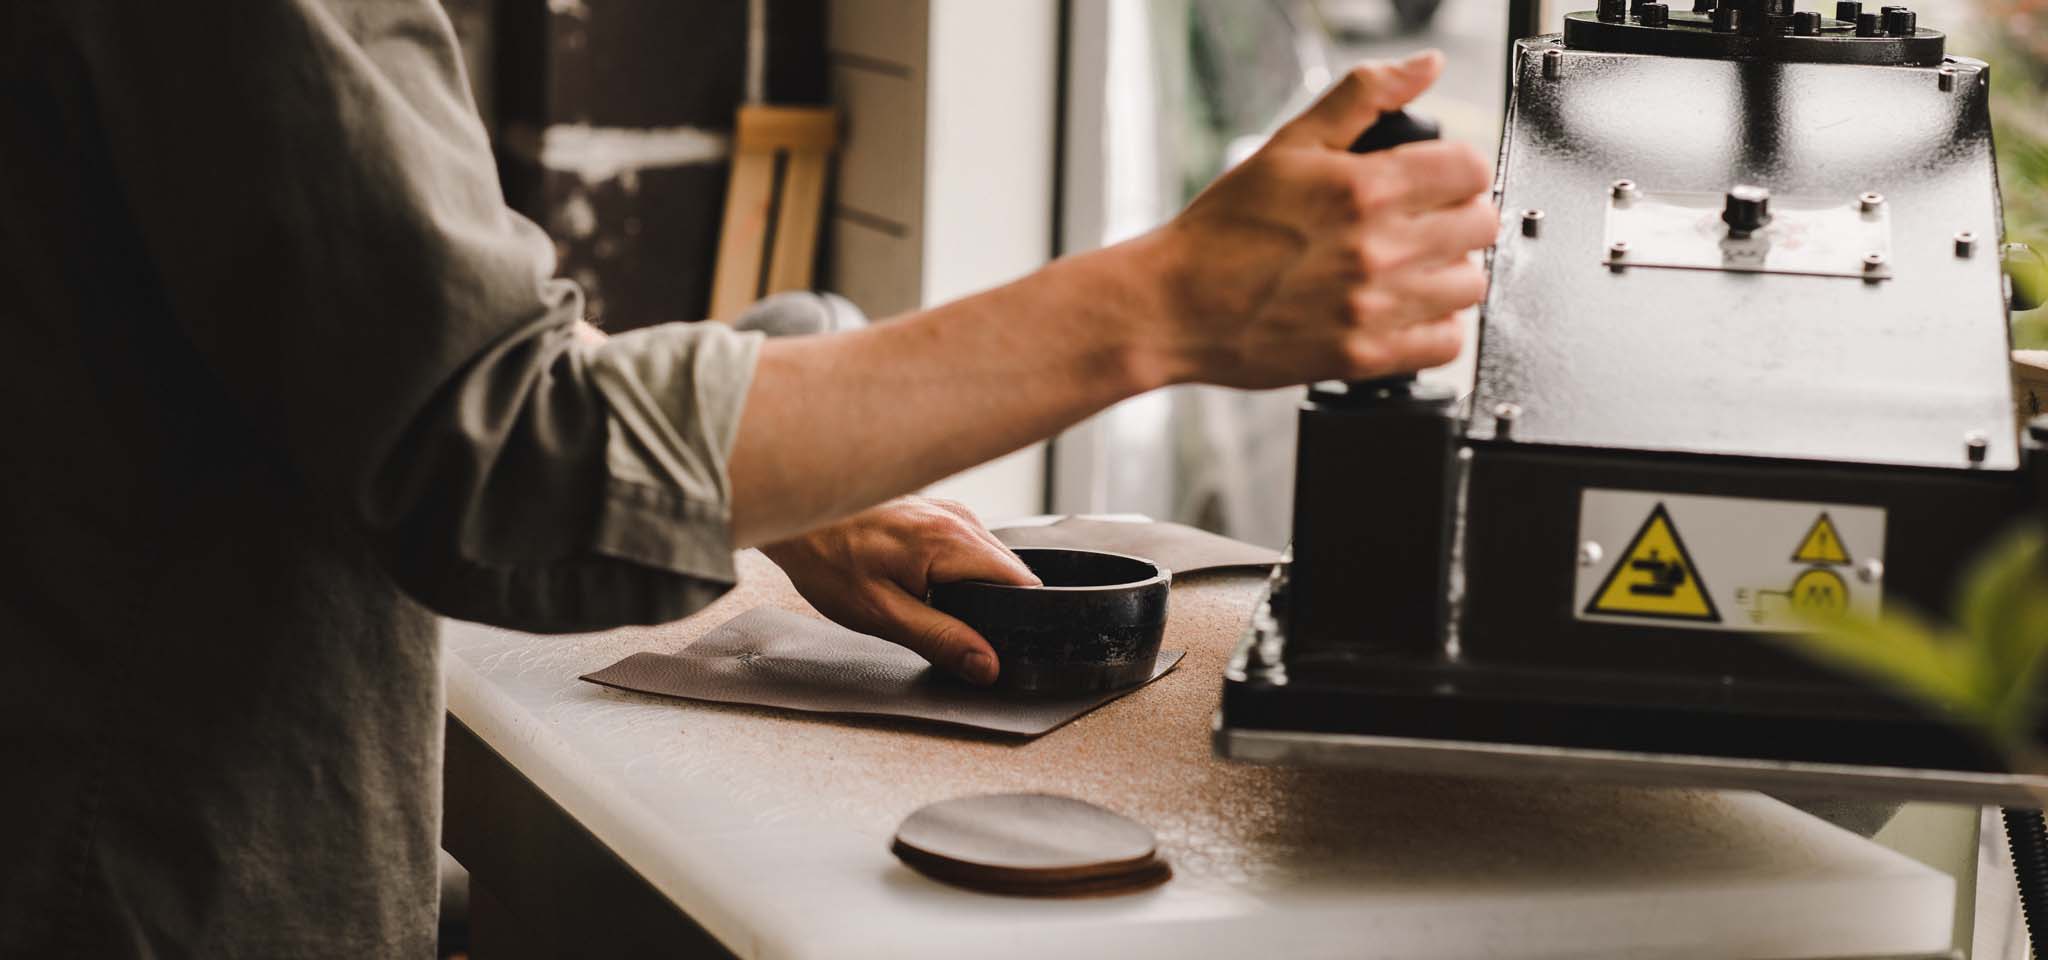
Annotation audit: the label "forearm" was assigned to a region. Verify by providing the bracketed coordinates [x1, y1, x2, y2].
[728, 235, 1180, 547]
[729, 52, 1497, 548]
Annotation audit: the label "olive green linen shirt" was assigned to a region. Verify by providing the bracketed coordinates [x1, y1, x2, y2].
[0, 2, 761, 955]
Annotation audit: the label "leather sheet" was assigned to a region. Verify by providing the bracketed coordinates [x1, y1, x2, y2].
[992, 519, 1280, 576]
[581, 607, 1184, 737]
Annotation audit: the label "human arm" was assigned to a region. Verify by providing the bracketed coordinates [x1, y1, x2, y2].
[42, 0, 763, 630]
[727, 50, 1498, 547]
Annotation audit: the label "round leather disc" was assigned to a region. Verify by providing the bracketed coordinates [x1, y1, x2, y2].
[892, 793, 1165, 894]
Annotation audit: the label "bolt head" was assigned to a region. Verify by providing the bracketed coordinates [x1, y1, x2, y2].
[1722, 185, 1774, 236]
[1610, 241, 1631, 259]
[1857, 559, 1885, 584]
[1859, 192, 1885, 213]
[1493, 401, 1522, 422]
[1957, 231, 1977, 258]
[1611, 179, 1638, 200]
[1966, 430, 1990, 463]
[1521, 209, 1544, 237]
[1579, 542, 1605, 568]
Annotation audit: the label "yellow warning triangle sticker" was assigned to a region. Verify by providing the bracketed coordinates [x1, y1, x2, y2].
[1791, 513, 1851, 565]
[1585, 503, 1721, 622]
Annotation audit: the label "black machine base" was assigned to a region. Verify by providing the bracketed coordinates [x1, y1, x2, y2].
[1219, 587, 2048, 803]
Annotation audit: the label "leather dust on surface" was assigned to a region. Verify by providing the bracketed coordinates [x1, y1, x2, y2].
[462, 550, 1862, 890]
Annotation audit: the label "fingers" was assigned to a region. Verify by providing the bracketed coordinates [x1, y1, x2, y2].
[1343, 314, 1466, 378]
[924, 525, 1039, 587]
[1365, 140, 1493, 215]
[866, 587, 1001, 685]
[916, 499, 1039, 586]
[1381, 260, 1490, 322]
[1391, 197, 1501, 264]
[1274, 50, 1443, 150]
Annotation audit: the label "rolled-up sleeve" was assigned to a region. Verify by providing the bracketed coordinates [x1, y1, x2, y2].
[53, 0, 759, 631]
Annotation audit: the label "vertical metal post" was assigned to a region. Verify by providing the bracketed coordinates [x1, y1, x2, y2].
[1507, 0, 1545, 109]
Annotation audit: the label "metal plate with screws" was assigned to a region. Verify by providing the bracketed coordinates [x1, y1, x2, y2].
[1602, 187, 1894, 280]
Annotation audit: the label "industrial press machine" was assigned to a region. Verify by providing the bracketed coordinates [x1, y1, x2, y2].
[1218, 0, 2048, 802]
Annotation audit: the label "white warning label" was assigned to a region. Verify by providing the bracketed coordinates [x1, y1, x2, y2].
[1573, 489, 1885, 633]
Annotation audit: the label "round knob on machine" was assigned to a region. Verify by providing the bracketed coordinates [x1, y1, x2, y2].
[1793, 10, 1822, 34]
[1640, 3, 1670, 26]
[1722, 185, 1774, 237]
[1711, 4, 1739, 32]
[1835, 0, 1862, 22]
[1599, 0, 1627, 23]
[1856, 11, 1883, 35]
[1883, 6, 1916, 35]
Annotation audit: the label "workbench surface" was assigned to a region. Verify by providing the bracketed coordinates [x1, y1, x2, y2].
[442, 550, 1954, 960]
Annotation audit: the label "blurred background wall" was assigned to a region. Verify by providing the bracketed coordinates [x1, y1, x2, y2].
[444, 0, 826, 333]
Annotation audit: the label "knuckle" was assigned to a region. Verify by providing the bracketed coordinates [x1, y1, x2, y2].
[1358, 240, 1400, 278]
[1453, 264, 1491, 302]
[1337, 166, 1392, 218]
[917, 620, 967, 657]
[1340, 64, 1378, 95]
[1340, 336, 1390, 377]
[1347, 288, 1395, 328]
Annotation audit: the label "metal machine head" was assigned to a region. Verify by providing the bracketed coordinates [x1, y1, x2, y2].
[1219, 2, 2046, 802]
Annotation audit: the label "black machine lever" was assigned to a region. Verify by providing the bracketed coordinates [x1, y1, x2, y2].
[1336, 109, 1442, 402]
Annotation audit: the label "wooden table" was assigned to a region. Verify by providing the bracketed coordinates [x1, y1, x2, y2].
[441, 551, 1955, 959]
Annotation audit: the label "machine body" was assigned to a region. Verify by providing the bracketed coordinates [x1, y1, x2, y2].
[1219, 4, 2048, 801]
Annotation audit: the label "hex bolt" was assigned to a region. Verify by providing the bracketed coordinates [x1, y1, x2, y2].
[1956, 231, 1977, 258]
[1859, 191, 1885, 214]
[1521, 209, 1544, 238]
[1543, 48, 1563, 80]
[1857, 559, 1885, 585]
[1493, 402, 1522, 438]
[1939, 65, 1957, 91]
[1579, 542, 1605, 568]
[1966, 430, 1990, 464]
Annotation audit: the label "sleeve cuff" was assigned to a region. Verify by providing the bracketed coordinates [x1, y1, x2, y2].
[585, 320, 764, 584]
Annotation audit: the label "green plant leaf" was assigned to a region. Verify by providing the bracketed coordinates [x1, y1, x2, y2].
[1955, 528, 2048, 741]
[1783, 525, 2048, 751]
[1793, 606, 2001, 731]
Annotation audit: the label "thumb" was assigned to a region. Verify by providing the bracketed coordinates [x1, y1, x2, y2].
[870, 587, 1001, 685]
[1274, 49, 1443, 150]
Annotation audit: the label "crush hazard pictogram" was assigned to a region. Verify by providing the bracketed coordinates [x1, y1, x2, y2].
[1585, 503, 1721, 622]
[1791, 513, 1851, 565]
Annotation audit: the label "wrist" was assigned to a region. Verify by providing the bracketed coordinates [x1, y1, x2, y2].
[1065, 230, 1197, 395]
